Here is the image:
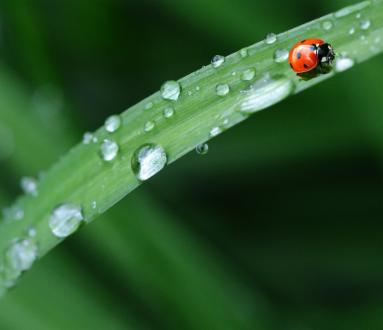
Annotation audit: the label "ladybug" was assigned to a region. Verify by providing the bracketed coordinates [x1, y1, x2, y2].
[289, 38, 335, 75]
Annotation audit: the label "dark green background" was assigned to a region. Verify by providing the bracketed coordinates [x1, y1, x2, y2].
[0, 0, 382, 329]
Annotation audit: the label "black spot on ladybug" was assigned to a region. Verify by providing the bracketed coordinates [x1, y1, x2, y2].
[304, 63, 309, 69]
[297, 52, 302, 59]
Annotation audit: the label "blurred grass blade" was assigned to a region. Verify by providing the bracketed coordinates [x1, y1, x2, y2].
[1, 0, 383, 294]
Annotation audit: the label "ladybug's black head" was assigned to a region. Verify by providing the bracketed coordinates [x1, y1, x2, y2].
[317, 43, 335, 65]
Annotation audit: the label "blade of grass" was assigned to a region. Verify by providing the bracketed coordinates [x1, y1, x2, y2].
[1, 0, 383, 293]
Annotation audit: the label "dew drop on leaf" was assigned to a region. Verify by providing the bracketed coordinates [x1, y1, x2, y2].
[161, 81, 181, 101]
[131, 144, 167, 181]
[49, 203, 84, 238]
[104, 115, 122, 133]
[100, 139, 119, 161]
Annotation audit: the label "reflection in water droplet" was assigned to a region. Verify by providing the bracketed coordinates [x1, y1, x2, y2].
[265, 33, 277, 44]
[216, 84, 230, 97]
[211, 55, 225, 68]
[161, 81, 181, 101]
[49, 203, 84, 238]
[273, 49, 289, 63]
[100, 139, 119, 161]
[335, 57, 355, 72]
[21, 177, 38, 196]
[240, 75, 295, 114]
[131, 144, 167, 181]
[104, 115, 122, 133]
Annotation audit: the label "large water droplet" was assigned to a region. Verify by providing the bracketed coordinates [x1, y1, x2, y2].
[241, 68, 256, 81]
[211, 55, 225, 68]
[20, 177, 38, 196]
[322, 21, 333, 30]
[196, 143, 209, 155]
[240, 75, 294, 114]
[360, 19, 371, 30]
[49, 204, 84, 238]
[131, 144, 167, 181]
[215, 84, 230, 97]
[163, 106, 175, 118]
[160, 81, 181, 101]
[273, 49, 289, 63]
[265, 33, 277, 44]
[4, 239, 37, 285]
[104, 115, 122, 133]
[335, 57, 355, 72]
[100, 139, 119, 161]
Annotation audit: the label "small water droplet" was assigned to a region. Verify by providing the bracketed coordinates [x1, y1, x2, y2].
[209, 127, 222, 137]
[360, 19, 371, 30]
[195, 86, 201, 91]
[265, 33, 277, 44]
[28, 228, 37, 237]
[3, 206, 24, 222]
[240, 75, 295, 114]
[240, 48, 248, 58]
[160, 81, 181, 101]
[335, 57, 355, 72]
[241, 68, 256, 81]
[92, 136, 98, 143]
[49, 204, 84, 238]
[349, 26, 356, 35]
[104, 115, 122, 133]
[322, 21, 333, 30]
[144, 121, 155, 132]
[4, 239, 37, 284]
[356, 12, 362, 19]
[20, 177, 38, 196]
[100, 139, 119, 161]
[196, 143, 209, 155]
[211, 55, 225, 68]
[91, 201, 97, 209]
[215, 84, 230, 97]
[273, 49, 289, 63]
[187, 90, 193, 96]
[223, 119, 229, 126]
[83, 132, 94, 144]
[163, 106, 175, 118]
[131, 144, 167, 181]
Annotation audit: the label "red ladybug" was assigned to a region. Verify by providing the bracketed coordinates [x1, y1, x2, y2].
[289, 38, 335, 74]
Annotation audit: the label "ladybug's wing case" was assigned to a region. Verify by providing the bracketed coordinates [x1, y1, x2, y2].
[288, 43, 319, 73]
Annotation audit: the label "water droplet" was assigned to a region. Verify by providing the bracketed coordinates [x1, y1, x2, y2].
[273, 49, 289, 63]
[28, 228, 37, 237]
[92, 136, 98, 143]
[100, 139, 119, 161]
[2, 206, 24, 222]
[360, 19, 371, 30]
[240, 48, 248, 58]
[211, 55, 225, 68]
[160, 81, 181, 101]
[187, 90, 193, 96]
[83, 132, 94, 144]
[49, 204, 84, 238]
[196, 143, 209, 155]
[20, 177, 38, 196]
[265, 33, 277, 44]
[195, 86, 201, 91]
[215, 84, 230, 97]
[131, 144, 167, 181]
[356, 13, 362, 19]
[322, 21, 333, 30]
[4, 239, 37, 284]
[144, 121, 155, 132]
[241, 68, 256, 81]
[335, 2, 370, 18]
[163, 106, 175, 118]
[145, 102, 153, 110]
[240, 75, 295, 114]
[335, 57, 355, 72]
[91, 201, 97, 209]
[209, 127, 222, 137]
[223, 119, 229, 126]
[349, 27, 356, 35]
[104, 115, 122, 133]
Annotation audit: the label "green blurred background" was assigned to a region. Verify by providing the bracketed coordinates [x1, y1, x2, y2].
[0, 0, 383, 329]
